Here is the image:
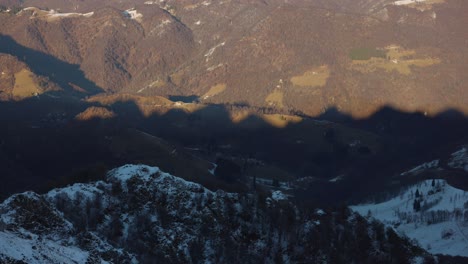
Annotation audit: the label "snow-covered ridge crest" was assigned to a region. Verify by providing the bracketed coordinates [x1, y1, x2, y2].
[108, 164, 206, 193]
[21, 7, 94, 21]
[0, 164, 223, 263]
[448, 147, 468, 172]
[400, 159, 439, 176]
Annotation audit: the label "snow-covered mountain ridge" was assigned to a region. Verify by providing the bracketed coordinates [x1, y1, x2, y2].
[352, 179, 468, 257]
[0, 164, 440, 263]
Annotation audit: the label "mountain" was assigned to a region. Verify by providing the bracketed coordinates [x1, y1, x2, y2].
[0, 0, 467, 117]
[0, 164, 443, 263]
[0, 0, 467, 261]
[351, 147, 468, 257]
[0, 53, 58, 100]
[352, 179, 468, 257]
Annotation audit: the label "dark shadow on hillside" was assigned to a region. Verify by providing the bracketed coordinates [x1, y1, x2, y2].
[0, 34, 102, 95]
[169, 95, 199, 103]
[0, 93, 467, 205]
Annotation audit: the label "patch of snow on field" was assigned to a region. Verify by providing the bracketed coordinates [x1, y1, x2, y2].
[351, 179, 468, 256]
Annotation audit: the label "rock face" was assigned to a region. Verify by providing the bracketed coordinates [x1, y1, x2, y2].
[0, 164, 436, 263]
[0, 0, 467, 117]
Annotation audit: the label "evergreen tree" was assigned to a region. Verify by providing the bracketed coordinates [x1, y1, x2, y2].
[413, 199, 421, 212]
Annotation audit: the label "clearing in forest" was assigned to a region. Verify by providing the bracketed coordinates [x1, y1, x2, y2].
[291, 65, 330, 88]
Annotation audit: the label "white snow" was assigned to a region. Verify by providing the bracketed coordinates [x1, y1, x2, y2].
[271, 190, 287, 201]
[207, 63, 223, 72]
[108, 164, 204, 194]
[0, 164, 241, 263]
[147, 19, 172, 37]
[123, 8, 143, 22]
[448, 147, 468, 172]
[208, 163, 217, 175]
[47, 183, 104, 202]
[351, 179, 468, 256]
[315, 209, 326, 216]
[0, 231, 89, 263]
[400, 160, 439, 176]
[204, 42, 225, 61]
[329, 175, 344, 182]
[22, 7, 93, 19]
[394, 0, 428, 6]
[137, 86, 147, 93]
[108, 164, 160, 191]
[48, 11, 94, 18]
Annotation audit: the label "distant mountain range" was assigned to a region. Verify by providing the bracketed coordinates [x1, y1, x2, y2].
[0, 0, 466, 117]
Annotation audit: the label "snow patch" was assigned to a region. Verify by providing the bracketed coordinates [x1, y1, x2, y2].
[208, 163, 217, 175]
[0, 231, 89, 263]
[329, 175, 344, 182]
[108, 164, 204, 194]
[394, 0, 428, 5]
[123, 8, 143, 22]
[22, 7, 94, 20]
[204, 42, 225, 61]
[108, 164, 160, 191]
[351, 179, 468, 256]
[148, 19, 172, 37]
[315, 209, 326, 216]
[207, 63, 223, 72]
[271, 190, 287, 201]
[47, 183, 104, 201]
[401, 160, 439, 176]
[448, 147, 468, 172]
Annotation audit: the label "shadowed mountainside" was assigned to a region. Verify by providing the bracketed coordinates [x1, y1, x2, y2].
[0, 91, 466, 205]
[0, 34, 102, 95]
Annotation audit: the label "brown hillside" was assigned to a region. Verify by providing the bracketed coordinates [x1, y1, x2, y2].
[0, 0, 466, 117]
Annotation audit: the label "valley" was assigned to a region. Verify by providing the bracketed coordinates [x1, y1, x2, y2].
[0, 0, 466, 262]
